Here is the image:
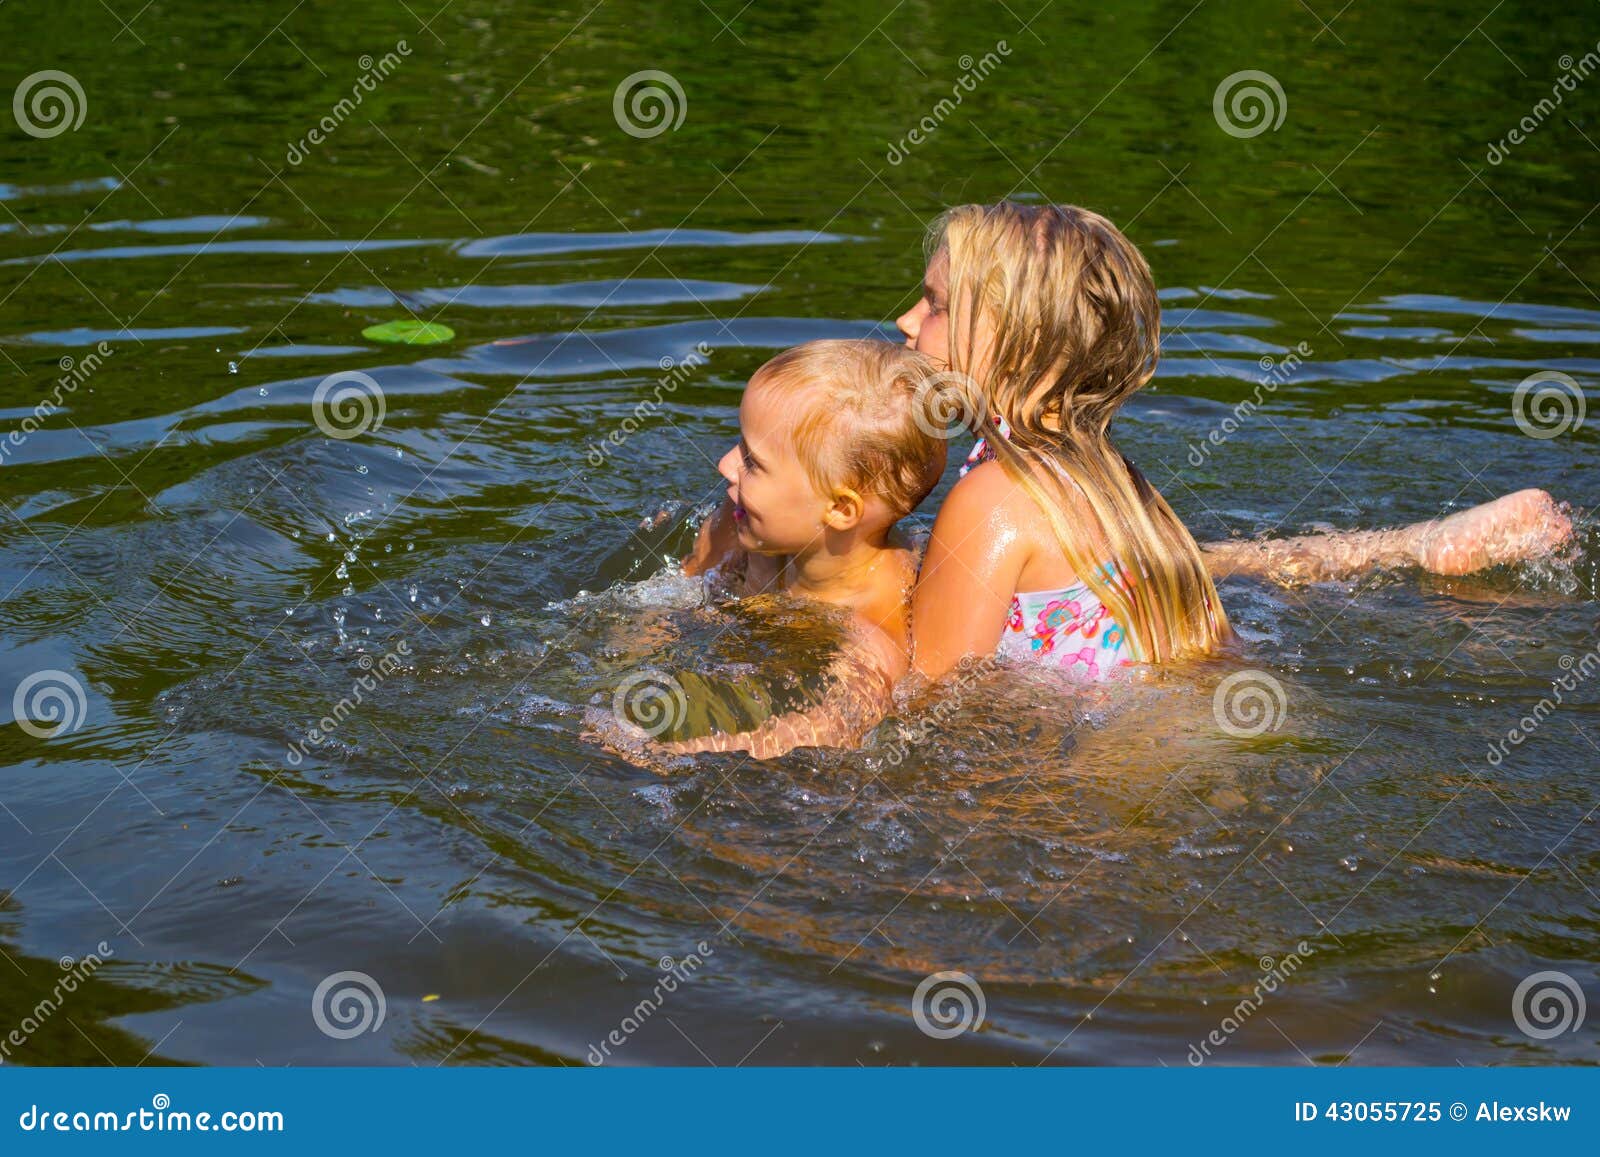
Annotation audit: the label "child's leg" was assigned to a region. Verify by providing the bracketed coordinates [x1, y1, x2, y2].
[1202, 489, 1572, 584]
[1409, 489, 1573, 576]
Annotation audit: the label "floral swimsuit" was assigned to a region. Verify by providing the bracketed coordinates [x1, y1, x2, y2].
[960, 420, 1132, 680]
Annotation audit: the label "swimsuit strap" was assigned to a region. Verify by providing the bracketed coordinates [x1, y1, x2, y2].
[958, 415, 1012, 478]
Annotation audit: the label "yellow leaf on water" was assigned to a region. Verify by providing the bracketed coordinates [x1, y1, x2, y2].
[422, 994, 440, 1002]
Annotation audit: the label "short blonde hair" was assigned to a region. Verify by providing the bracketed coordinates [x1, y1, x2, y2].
[749, 339, 946, 517]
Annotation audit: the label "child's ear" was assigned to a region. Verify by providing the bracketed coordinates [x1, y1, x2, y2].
[823, 487, 864, 530]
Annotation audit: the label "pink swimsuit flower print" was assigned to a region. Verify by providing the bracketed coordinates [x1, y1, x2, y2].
[1030, 597, 1083, 656]
[1075, 602, 1107, 640]
[1063, 646, 1100, 679]
[1039, 597, 1083, 633]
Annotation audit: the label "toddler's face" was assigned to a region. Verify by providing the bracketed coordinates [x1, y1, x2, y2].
[716, 380, 832, 556]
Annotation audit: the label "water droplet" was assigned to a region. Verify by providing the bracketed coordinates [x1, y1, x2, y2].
[228, 361, 238, 374]
[480, 613, 491, 626]
[257, 386, 268, 396]
[356, 464, 368, 475]
[384, 543, 392, 553]
[1338, 855, 1359, 872]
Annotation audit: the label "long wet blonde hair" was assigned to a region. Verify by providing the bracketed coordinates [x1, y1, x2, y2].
[930, 201, 1229, 663]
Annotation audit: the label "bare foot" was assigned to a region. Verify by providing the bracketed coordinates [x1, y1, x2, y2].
[1410, 489, 1573, 575]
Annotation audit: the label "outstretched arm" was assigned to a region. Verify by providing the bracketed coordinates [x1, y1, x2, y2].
[657, 623, 901, 760]
[1200, 489, 1572, 585]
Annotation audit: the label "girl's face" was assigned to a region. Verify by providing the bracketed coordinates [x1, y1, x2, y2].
[895, 247, 995, 387]
[895, 247, 951, 368]
[716, 380, 830, 555]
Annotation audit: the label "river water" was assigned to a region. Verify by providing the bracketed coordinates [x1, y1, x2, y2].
[1, 0, 1597, 1065]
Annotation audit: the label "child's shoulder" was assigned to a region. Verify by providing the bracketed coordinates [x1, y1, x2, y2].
[938, 458, 1043, 530]
[950, 456, 1012, 497]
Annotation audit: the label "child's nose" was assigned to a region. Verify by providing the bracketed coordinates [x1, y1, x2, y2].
[716, 445, 739, 485]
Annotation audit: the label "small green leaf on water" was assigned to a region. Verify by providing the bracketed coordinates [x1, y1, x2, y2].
[363, 320, 455, 345]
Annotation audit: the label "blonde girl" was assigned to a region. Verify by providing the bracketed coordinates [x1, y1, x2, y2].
[902, 201, 1569, 679]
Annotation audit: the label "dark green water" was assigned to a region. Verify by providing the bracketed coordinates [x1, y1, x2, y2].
[2, 0, 1598, 1065]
